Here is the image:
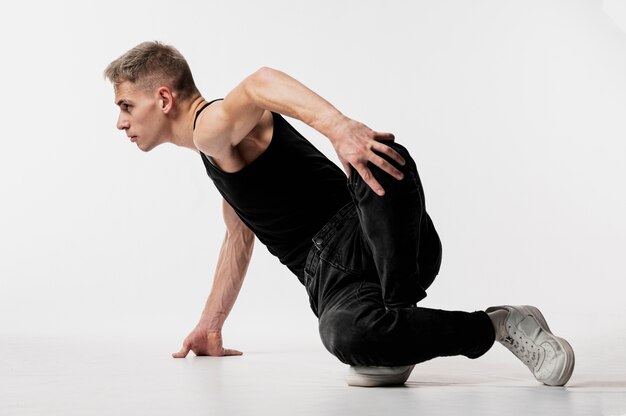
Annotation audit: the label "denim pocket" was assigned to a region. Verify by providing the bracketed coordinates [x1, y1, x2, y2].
[316, 215, 368, 276]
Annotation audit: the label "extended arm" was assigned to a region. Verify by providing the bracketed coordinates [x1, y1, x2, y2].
[172, 199, 254, 358]
[193, 67, 406, 196]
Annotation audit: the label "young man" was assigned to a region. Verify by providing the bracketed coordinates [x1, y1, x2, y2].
[104, 41, 575, 387]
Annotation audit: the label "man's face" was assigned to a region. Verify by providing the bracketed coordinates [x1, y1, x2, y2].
[114, 80, 167, 152]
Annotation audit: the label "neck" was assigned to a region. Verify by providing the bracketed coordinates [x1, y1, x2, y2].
[169, 95, 207, 153]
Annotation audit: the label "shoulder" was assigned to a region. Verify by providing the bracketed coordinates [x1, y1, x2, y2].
[192, 100, 232, 156]
[195, 99, 226, 131]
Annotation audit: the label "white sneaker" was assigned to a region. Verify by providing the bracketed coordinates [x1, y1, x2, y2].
[486, 305, 575, 386]
[346, 365, 415, 387]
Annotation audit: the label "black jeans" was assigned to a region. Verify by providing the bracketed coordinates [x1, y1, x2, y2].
[303, 141, 495, 366]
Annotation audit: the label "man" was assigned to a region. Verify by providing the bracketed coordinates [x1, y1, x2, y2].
[104, 41, 575, 387]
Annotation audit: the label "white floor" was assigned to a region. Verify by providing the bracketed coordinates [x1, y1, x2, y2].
[3, 323, 626, 416]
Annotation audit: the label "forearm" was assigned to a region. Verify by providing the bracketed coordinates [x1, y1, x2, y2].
[241, 67, 348, 141]
[198, 227, 254, 331]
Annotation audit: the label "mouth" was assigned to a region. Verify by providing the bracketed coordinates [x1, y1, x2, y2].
[129, 136, 138, 143]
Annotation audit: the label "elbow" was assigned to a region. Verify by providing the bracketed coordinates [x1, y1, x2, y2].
[244, 66, 278, 96]
[253, 66, 278, 81]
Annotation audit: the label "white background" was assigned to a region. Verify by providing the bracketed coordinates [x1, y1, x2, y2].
[1, 0, 625, 357]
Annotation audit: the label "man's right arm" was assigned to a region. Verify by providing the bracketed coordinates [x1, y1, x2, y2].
[193, 67, 406, 197]
[172, 199, 255, 358]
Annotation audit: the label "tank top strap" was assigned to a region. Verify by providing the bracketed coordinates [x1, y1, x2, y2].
[193, 98, 224, 130]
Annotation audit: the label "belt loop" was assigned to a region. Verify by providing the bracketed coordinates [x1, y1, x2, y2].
[313, 237, 324, 250]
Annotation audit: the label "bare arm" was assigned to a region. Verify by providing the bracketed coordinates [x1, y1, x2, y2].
[172, 199, 254, 358]
[193, 67, 406, 196]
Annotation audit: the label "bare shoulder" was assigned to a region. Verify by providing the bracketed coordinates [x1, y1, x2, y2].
[194, 83, 268, 153]
[198, 110, 275, 174]
[193, 101, 231, 157]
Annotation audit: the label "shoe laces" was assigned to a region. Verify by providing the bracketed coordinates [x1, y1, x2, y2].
[502, 324, 542, 368]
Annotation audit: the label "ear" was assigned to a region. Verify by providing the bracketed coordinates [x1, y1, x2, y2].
[157, 87, 174, 114]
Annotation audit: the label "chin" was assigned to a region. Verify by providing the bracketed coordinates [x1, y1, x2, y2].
[138, 140, 158, 152]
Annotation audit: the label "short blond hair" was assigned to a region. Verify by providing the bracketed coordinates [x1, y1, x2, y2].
[104, 41, 199, 101]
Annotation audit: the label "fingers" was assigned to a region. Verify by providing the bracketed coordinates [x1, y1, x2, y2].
[353, 164, 386, 196]
[369, 153, 404, 181]
[371, 139, 405, 167]
[172, 342, 191, 358]
[350, 141, 407, 196]
[374, 131, 395, 142]
[222, 349, 243, 356]
[207, 345, 244, 356]
[341, 161, 352, 178]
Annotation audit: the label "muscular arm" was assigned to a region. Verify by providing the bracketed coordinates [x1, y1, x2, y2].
[198, 199, 255, 331]
[172, 199, 254, 358]
[193, 67, 406, 196]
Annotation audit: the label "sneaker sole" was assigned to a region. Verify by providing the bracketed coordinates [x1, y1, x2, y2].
[346, 365, 415, 387]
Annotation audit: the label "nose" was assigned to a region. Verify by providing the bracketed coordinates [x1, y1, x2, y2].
[117, 113, 129, 131]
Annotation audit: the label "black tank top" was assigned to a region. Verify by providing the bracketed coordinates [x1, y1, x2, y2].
[195, 100, 352, 281]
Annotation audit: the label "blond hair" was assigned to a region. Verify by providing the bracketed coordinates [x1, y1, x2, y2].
[104, 41, 199, 101]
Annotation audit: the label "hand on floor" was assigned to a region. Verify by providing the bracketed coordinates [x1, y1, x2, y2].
[172, 326, 242, 358]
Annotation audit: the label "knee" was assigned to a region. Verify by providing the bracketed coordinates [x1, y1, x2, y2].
[319, 311, 371, 364]
[350, 141, 418, 190]
[376, 141, 413, 171]
[379, 140, 411, 159]
[319, 307, 397, 365]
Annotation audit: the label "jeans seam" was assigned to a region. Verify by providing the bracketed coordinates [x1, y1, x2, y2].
[318, 256, 361, 277]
